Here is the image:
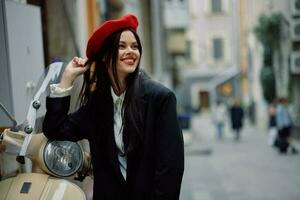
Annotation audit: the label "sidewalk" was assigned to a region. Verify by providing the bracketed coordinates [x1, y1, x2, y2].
[180, 112, 300, 200]
[183, 112, 300, 150]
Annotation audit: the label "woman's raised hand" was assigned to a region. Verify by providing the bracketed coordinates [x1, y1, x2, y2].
[59, 57, 89, 89]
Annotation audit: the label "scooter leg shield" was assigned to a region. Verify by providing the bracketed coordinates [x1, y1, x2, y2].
[0, 173, 86, 200]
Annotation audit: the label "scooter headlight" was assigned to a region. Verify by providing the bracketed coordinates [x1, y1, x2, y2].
[43, 141, 83, 177]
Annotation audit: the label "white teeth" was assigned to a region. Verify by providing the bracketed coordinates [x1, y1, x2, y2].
[123, 58, 134, 62]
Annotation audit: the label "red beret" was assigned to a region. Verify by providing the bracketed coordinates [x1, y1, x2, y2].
[86, 14, 139, 59]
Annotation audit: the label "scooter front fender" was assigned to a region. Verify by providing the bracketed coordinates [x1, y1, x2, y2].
[0, 173, 86, 200]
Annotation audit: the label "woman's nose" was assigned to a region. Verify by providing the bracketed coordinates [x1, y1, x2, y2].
[125, 47, 134, 54]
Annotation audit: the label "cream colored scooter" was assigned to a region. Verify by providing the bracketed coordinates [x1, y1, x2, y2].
[0, 62, 91, 200]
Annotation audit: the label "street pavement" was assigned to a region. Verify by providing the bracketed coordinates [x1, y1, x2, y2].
[180, 112, 300, 200]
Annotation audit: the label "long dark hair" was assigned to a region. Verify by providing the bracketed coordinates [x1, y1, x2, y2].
[80, 28, 143, 154]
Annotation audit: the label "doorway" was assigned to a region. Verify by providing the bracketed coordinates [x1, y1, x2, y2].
[199, 91, 210, 109]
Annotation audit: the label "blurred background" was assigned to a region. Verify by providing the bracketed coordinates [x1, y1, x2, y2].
[1, 0, 300, 199]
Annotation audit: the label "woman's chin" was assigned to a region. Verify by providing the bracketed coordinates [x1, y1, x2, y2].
[123, 66, 137, 74]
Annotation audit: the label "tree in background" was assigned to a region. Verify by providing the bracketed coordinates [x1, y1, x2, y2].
[259, 47, 276, 103]
[254, 13, 281, 50]
[254, 13, 290, 102]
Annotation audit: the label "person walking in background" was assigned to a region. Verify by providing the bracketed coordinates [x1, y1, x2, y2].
[212, 100, 227, 140]
[43, 14, 184, 199]
[230, 98, 244, 141]
[275, 97, 298, 154]
[267, 100, 277, 146]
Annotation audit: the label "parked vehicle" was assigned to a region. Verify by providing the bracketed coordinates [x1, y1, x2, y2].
[0, 62, 90, 200]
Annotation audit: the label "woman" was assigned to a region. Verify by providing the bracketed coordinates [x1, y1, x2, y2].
[43, 14, 184, 200]
[212, 100, 227, 140]
[275, 97, 298, 154]
[229, 98, 244, 141]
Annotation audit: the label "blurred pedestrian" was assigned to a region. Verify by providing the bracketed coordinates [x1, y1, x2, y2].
[43, 14, 184, 199]
[248, 100, 256, 125]
[267, 100, 277, 146]
[212, 100, 227, 140]
[275, 97, 298, 154]
[229, 98, 244, 141]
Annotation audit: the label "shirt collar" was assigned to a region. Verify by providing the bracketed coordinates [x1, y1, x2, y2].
[111, 87, 125, 104]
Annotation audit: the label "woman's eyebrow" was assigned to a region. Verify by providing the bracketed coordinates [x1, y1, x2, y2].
[119, 41, 138, 44]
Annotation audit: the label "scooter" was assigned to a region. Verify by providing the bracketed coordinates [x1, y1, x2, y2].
[0, 62, 91, 200]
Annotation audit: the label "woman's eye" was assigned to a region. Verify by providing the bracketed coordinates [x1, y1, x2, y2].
[132, 45, 138, 50]
[119, 44, 125, 49]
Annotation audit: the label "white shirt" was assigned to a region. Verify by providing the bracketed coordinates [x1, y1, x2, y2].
[50, 84, 127, 180]
[110, 87, 127, 180]
[212, 103, 227, 124]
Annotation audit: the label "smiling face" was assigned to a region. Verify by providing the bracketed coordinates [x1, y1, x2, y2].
[104, 29, 141, 93]
[116, 30, 141, 79]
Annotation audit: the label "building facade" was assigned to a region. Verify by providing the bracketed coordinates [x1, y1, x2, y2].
[178, 0, 241, 112]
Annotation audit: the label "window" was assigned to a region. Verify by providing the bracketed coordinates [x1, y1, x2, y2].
[212, 38, 224, 60]
[211, 0, 222, 13]
[186, 41, 192, 61]
[204, 0, 229, 15]
[207, 33, 229, 65]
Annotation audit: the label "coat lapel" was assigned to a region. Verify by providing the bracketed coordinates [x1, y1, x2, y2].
[106, 97, 127, 184]
[95, 91, 126, 184]
[126, 75, 148, 184]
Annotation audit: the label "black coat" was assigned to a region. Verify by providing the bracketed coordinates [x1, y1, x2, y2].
[230, 106, 244, 129]
[43, 73, 184, 200]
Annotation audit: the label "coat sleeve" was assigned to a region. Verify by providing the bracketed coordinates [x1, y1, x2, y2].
[43, 96, 90, 141]
[152, 91, 184, 200]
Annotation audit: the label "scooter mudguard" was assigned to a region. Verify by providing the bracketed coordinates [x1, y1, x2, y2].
[0, 173, 86, 200]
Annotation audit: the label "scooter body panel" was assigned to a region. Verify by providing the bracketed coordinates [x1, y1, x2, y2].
[0, 173, 86, 200]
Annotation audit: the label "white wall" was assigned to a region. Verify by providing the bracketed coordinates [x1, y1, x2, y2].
[187, 0, 240, 70]
[75, 0, 88, 58]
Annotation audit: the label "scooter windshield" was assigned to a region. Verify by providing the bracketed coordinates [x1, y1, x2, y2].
[31, 62, 84, 134]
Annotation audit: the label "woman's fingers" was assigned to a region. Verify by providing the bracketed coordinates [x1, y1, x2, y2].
[65, 57, 88, 77]
[59, 57, 89, 88]
[72, 57, 87, 67]
[72, 58, 89, 76]
[72, 57, 80, 66]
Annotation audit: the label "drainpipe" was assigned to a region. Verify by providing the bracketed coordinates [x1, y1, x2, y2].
[150, 0, 163, 81]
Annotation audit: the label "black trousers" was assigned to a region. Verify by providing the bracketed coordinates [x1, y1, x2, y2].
[275, 127, 291, 153]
